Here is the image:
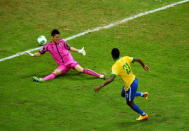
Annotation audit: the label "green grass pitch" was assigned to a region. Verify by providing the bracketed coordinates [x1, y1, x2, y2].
[0, 0, 189, 130]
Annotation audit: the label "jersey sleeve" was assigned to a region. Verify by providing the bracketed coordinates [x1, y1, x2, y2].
[111, 65, 120, 76]
[127, 56, 134, 64]
[39, 44, 48, 54]
[64, 41, 70, 50]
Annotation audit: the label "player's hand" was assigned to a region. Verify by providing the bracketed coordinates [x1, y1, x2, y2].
[94, 86, 102, 92]
[78, 47, 86, 56]
[144, 65, 150, 71]
[25, 51, 34, 56]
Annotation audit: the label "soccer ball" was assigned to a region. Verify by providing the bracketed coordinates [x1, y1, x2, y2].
[37, 35, 47, 46]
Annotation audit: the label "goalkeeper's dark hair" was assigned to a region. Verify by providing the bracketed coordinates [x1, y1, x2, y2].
[51, 29, 60, 36]
[111, 48, 120, 60]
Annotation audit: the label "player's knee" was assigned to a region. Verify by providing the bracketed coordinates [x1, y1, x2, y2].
[76, 67, 84, 73]
[77, 68, 83, 73]
[127, 101, 134, 107]
[74, 65, 84, 73]
[53, 70, 62, 75]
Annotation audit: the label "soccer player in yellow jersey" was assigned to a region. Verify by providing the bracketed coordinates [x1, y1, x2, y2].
[94, 48, 150, 121]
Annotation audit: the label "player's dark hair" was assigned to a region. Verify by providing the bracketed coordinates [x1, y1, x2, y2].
[111, 48, 120, 60]
[51, 29, 60, 36]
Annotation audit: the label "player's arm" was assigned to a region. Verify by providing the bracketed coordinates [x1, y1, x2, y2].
[65, 41, 86, 55]
[33, 52, 41, 56]
[31, 46, 47, 57]
[33, 48, 46, 57]
[70, 47, 86, 56]
[94, 76, 116, 92]
[70, 47, 79, 52]
[133, 58, 150, 71]
[25, 51, 41, 57]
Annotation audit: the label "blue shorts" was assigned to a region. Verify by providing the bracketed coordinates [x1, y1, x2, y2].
[122, 78, 138, 102]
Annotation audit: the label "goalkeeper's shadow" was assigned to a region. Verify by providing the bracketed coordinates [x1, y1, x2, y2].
[62, 72, 99, 81]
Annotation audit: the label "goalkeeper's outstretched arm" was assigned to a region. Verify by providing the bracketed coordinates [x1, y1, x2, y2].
[70, 47, 79, 53]
[70, 47, 86, 56]
[34, 52, 41, 57]
[25, 51, 40, 57]
[33, 45, 48, 57]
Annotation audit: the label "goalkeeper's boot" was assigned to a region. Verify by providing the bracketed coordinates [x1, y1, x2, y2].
[99, 75, 106, 80]
[32, 76, 44, 82]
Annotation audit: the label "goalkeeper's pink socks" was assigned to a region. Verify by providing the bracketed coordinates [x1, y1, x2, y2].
[83, 69, 101, 77]
[43, 73, 57, 81]
[42, 69, 101, 81]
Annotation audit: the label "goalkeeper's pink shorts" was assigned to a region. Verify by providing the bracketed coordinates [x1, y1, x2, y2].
[56, 61, 78, 74]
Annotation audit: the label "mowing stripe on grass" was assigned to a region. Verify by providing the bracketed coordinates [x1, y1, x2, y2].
[0, 0, 188, 62]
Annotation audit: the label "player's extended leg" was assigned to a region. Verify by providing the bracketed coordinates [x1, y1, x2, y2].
[33, 65, 69, 82]
[43, 64, 71, 81]
[43, 69, 61, 81]
[125, 79, 148, 120]
[127, 101, 147, 117]
[33, 69, 61, 82]
[74, 65, 105, 79]
[135, 92, 149, 99]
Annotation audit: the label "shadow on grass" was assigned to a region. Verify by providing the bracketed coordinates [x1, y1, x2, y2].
[63, 72, 99, 80]
[22, 70, 100, 81]
[117, 116, 170, 128]
[117, 119, 148, 127]
[0, 100, 32, 106]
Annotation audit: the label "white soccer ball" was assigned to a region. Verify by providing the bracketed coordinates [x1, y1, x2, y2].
[37, 35, 47, 46]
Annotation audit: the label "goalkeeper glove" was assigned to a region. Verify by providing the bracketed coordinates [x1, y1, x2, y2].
[78, 47, 86, 56]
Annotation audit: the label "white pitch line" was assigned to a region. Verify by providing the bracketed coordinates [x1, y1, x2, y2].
[0, 0, 188, 62]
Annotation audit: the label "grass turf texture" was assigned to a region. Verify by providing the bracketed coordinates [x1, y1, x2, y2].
[0, 0, 189, 130]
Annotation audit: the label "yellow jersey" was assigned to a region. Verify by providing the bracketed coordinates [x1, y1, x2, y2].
[111, 56, 135, 91]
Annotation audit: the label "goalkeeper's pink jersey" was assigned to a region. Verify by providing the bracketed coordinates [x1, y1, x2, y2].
[39, 40, 76, 65]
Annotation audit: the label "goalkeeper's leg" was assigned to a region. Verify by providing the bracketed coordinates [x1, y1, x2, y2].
[33, 72, 58, 82]
[73, 64, 105, 79]
[42, 65, 70, 81]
